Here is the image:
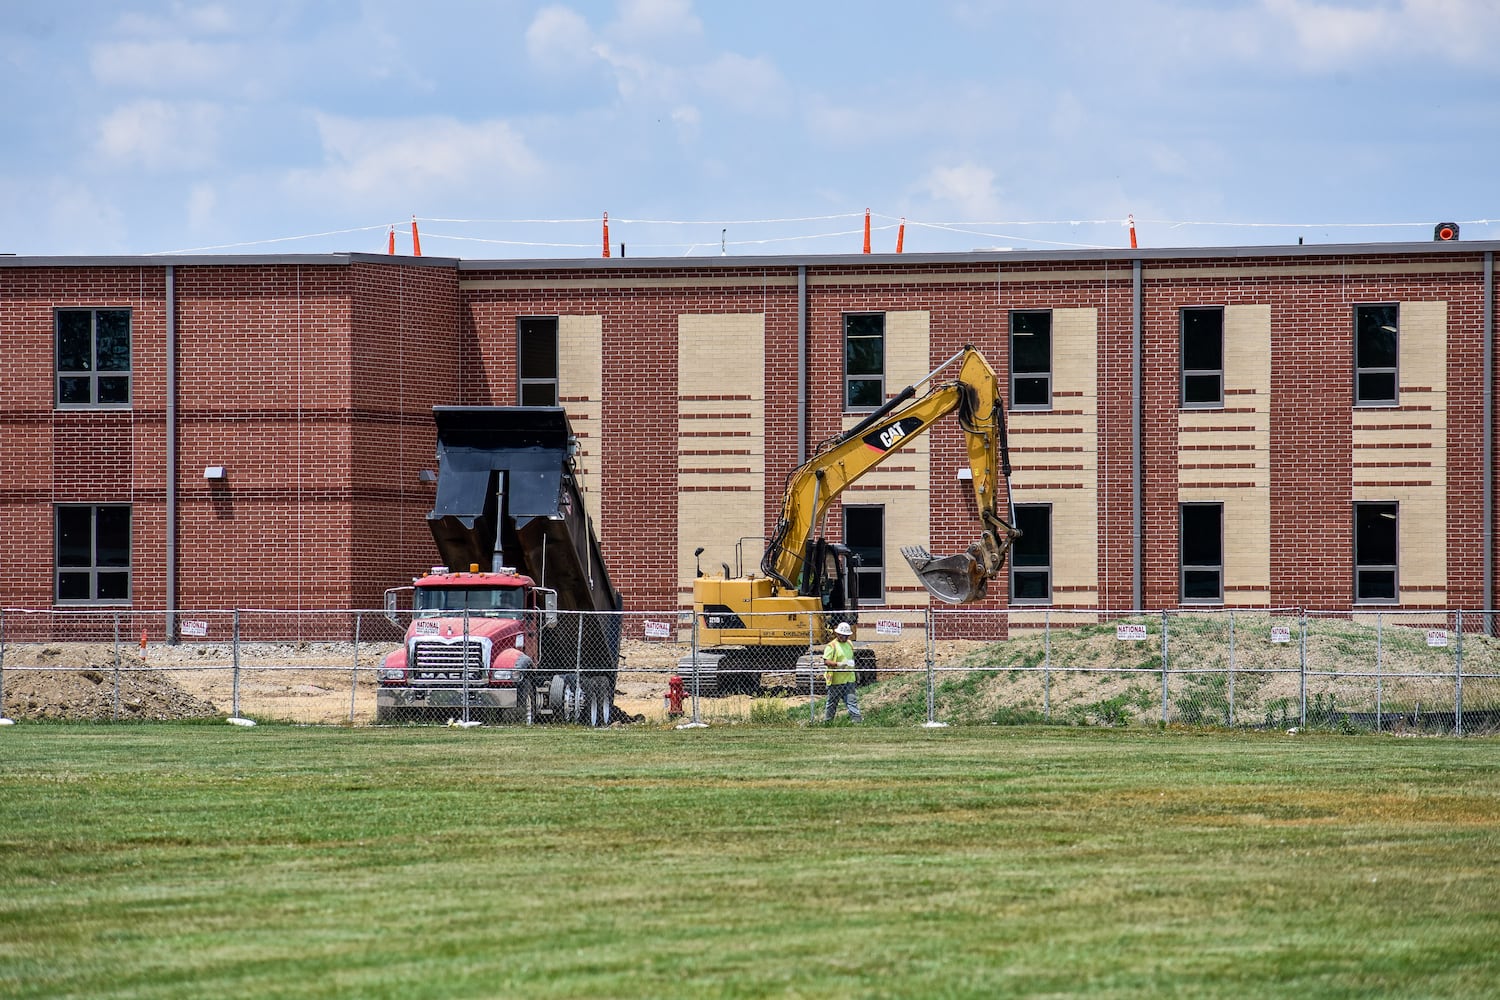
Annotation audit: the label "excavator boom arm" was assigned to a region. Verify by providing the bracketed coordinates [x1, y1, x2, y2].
[761, 346, 1018, 602]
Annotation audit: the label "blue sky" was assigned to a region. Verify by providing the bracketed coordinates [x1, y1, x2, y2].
[3, 0, 1497, 258]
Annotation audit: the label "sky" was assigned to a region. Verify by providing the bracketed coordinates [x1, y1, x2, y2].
[2, 0, 1498, 259]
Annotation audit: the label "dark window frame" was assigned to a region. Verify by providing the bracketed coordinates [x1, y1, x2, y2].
[1354, 303, 1399, 407]
[1009, 503, 1052, 604]
[55, 504, 132, 605]
[517, 316, 560, 407]
[55, 307, 132, 409]
[1009, 309, 1052, 410]
[1180, 502, 1224, 604]
[1181, 307, 1224, 408]
[1354, 501, 1399, 603]
[842, 504, 885, 604]
[843, 312, 885, 411]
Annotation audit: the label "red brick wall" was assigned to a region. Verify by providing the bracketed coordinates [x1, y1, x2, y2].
[1, 249, 1495, 617]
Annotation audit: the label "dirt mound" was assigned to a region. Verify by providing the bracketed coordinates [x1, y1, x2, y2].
[2, 646, 220, 722]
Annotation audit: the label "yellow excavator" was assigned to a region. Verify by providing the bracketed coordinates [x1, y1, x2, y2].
[683, 344, 1020, 694]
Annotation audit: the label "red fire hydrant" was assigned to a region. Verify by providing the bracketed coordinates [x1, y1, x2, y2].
[664, 675, 686, 719]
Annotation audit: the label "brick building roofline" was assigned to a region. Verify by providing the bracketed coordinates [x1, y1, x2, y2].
[0, 239, 1494, 271]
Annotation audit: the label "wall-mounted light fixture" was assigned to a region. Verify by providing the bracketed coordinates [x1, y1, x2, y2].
[956, 468, 973, 481]
[204, 466, 226, 480]
[418, 469, 437, 484]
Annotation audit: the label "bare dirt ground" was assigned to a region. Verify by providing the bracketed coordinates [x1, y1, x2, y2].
[0, 636, 951, 725]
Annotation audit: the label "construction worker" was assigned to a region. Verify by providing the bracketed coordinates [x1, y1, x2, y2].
[822, 621, 862, 722]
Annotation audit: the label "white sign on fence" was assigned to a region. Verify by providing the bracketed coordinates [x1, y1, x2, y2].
[180, 619, 209, 638]
[875, 619, 902, 636]
[643, 620, 672, 639]
[1270, 626, 1292, 644]
[1426, 629, 1449, 648]
[1116, 623, 1149, 641]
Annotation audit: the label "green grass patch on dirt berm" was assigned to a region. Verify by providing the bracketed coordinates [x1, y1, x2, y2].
[2, 726, 1498, 999]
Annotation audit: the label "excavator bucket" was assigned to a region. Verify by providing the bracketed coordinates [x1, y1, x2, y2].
[901, 530, 1014, 604]
[901, 544, 989, 604]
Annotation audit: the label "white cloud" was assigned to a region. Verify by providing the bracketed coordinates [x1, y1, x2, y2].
[285, 114, 544, 207]
[611, 0, 703, 44]
[96, 100, 223, 171]
[187, 182, 218, 231]
[90, 38, 241, 90]
[695, 53, 788, 115]
[1259, 0, 1500, 70]
[526, 5, 595, 70]
[917, 163, 1001, 218]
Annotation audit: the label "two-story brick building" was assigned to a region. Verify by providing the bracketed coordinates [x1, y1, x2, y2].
[2, 239, 1495, 625]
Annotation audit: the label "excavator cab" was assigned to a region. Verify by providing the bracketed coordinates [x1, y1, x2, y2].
[799, 538, 859, 617]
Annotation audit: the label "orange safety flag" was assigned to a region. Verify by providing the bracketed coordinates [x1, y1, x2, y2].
[1128, 214, 1138, 249]
[602, 212, 610, 258]
[387, 227, 395, 254]
[896, 217, 905, 254]
[862, 209, 871, 254]
[411, 216, 422, 257]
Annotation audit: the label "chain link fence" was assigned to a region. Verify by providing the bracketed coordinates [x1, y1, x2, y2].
[3, 605, 1498, 734]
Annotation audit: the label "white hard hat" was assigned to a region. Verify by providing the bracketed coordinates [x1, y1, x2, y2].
[834, 622, 853, 636]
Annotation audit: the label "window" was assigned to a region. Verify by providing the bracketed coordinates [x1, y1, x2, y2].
[844, 313, 885, 410]
[56, 505, 131, 603]
[1010, 310, 1052, 408]
[843, 505, 884, 603]
[1355, 304, 1398, 406]
[518, 317, 559, 406]
[56, 308, 131, 407]
[1010, 505, 1051, 603]
[1180, 503, 1223, 603]
[1181, 308, 1224, 407]
[1354, 502, 1398, 602]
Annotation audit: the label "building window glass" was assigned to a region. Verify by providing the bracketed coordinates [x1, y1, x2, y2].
[1181, 307, 1224, 407]
[844, 313, 884, 410]
[56, 308, 131, 408]
[1355, 304, 1398, 406]
[56, 505, 131, 604]
[1355, 502, 1398, 602]
[843, 505, 884, 604]
[1010, 310, 1052, 408]
[518, 317, 560, 406]
[1181, 503, 1223, 603]
[1010, 504, 1051, 603]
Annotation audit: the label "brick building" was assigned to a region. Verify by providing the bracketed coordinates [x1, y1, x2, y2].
[2, 240, 1495, 622]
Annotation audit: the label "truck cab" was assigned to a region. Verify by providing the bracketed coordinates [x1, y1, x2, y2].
[377, 565, 553, 724]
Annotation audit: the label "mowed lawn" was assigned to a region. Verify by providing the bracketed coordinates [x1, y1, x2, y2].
[1, 725, 1497, 999]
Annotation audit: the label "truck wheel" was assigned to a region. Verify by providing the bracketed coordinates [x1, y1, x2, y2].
[514, 678, 535, 725]
[549, 674, 583, 724]
[584, 676, 614, 728]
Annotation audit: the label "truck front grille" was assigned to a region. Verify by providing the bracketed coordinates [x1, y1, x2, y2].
[410, 639, 487, 686]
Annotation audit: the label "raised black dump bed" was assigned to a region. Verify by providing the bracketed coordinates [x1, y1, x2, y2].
[427, 405, 622, 676]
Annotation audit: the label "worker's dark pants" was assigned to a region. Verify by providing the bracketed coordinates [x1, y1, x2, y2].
[824, 682, 862, 722]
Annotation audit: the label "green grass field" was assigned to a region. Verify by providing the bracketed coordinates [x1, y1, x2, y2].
[2, 724, 1498, 998]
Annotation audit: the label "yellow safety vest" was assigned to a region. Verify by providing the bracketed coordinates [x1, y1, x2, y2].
[823, 638, 855, 685]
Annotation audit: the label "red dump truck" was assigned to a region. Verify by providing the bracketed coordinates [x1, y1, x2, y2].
[377, 406, 622, 726]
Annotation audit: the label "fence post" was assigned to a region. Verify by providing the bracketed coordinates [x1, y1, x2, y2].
[689, 610, 703, 726]
[1375, 613, 1384, 732]
[1160, 610, 1170, 725]
[1455, 608, 1464, 737]
[1226, 610, 1236, 726]
[923, 605, 943, 727]
[1043, 609, 1051, 721]
[349, 612, 361, 726]
[232, 609, 242, 720]
[1298, 609, 1308, 728]
[810, 615, 821, 725]
[112, 613, 122, 722]
[0, 608, 7, 722]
